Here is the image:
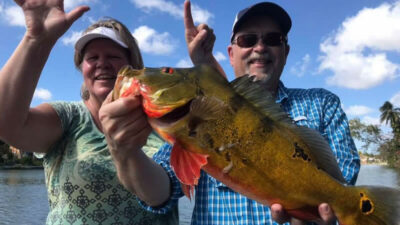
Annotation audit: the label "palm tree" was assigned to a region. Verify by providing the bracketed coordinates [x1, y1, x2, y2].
[380, 101, 400, 135]
[379, 101, 400, 167]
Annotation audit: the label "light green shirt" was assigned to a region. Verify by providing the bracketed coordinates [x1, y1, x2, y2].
[42, 101, 178, 225]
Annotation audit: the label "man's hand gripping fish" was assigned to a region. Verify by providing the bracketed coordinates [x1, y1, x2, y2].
[113, 64, 400, 225]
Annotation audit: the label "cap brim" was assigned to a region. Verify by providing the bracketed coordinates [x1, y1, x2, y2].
[75, 27, 128, 53]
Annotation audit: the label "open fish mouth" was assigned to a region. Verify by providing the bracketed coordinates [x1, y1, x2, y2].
[149, 99, 193, 127]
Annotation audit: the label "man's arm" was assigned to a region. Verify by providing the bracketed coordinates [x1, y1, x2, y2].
[183, 0, 227, 78]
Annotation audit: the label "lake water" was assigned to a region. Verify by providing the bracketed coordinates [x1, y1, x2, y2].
[0, 164, 399, 225]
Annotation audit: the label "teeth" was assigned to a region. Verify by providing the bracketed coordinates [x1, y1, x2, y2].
[96, 75, 115, 80]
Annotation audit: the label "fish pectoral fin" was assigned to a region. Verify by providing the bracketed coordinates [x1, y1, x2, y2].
[170, 141, 208, 199]
[190, 96, 228, 120]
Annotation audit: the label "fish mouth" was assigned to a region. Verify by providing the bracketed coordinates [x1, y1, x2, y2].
[149, 99, 193, 127]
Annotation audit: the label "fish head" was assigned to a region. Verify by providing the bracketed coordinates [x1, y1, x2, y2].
[114, 65, 199, 118]
[113, 64, 229, 143]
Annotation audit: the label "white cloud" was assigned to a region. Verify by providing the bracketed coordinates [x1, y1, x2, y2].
[290, 54, 311, 77]
[130, 0, 213, 24]
[318, 1, 400, 89]
[64, 0, 96, 10]
[390, 91, 400, 107]
[345, 105, 374, 116]
[34, 88, 52, 101]
[190, 4, 213, 24]
[62, 30, 83, 46]
[214, 51, 227, 62]
[132, 25, 177, 55]
[176, 59, 193, 68]
[2, 5, 25, 27]
[361, 116, 381, 126]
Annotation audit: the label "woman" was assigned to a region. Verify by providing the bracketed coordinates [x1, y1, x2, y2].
[0, 0, 178, 224]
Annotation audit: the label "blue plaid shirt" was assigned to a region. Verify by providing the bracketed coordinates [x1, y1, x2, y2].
[142, 81, 360, 225]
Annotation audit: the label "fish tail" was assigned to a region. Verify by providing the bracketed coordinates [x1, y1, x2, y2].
[338, 186, 400, 225]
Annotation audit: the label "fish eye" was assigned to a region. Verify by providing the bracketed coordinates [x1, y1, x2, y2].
[162, 67, 174, 74]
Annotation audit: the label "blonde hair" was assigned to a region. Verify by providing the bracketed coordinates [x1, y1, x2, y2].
[74, 18, 143, 70]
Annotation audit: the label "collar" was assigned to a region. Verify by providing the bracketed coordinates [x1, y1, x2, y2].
[275, 80, 289, 104]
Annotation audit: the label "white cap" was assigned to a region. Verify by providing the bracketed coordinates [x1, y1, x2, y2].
[75, 26, 128, 53]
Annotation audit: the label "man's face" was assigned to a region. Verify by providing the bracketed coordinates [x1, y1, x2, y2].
[228, 15, 290, 93]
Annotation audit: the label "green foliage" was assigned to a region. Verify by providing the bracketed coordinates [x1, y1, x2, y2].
[0, 142, 43, 167]
[349, 118, 383, 152]
[350, 115, 400, 168]
[380, 101, 400, 137]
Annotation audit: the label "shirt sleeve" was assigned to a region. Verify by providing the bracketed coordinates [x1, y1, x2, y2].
[321, 93, 360, 185]
[138, 143, 183, 213]
[34, 101, 75, 159]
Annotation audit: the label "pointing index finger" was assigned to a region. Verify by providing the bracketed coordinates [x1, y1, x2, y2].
[184, 0, 195, 30]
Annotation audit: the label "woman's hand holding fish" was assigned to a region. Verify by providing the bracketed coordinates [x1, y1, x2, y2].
[271, 203, 336, 225]
[183, 1, 226, 78]
[100, 93, 152, 160]
[99, 93, 171, 206]
[14, 0, 89, 43]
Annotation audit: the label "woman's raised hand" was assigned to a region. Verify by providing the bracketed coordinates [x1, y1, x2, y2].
[14, 0, 89, 42]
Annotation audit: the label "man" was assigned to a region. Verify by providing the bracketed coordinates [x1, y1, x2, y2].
[101, 1, 360, 225]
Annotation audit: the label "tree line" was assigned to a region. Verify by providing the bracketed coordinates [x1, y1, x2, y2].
[0, 140, 42, 167]
[349, 101, 400, 168]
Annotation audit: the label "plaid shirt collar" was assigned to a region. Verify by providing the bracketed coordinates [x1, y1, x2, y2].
[275, 80, 289, 104]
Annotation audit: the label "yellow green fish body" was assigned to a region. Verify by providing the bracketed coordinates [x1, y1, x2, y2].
[113, 65, 400, 225]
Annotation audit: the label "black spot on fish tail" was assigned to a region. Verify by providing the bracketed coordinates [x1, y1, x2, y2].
[361, 200, 373, 214]
[292, 143, 311, 162]
[188, 116, 204, 137]
[359, 192, 374, 215]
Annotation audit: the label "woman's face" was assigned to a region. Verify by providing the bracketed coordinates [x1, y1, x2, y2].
[81, 38, 130, 104]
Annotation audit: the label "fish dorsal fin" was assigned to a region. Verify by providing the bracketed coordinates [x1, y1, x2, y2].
[230, 75, 293, 124]
[230, 75, 346, 183]
[294, 126, 346, 183]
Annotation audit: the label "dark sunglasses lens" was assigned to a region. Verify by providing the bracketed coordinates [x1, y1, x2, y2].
[236, 34, 258, 48]
[264, 33, 283, 46]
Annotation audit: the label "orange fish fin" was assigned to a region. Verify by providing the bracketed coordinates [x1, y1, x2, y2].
[170, 141, 208, 199]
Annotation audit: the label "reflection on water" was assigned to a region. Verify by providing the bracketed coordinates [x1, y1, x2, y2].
[0, 169, 48, 225]
[0, 165, 398, 225]
[356, 164, 400, 188]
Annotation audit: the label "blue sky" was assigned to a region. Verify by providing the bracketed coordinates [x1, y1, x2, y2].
[0, 0, 399, 133]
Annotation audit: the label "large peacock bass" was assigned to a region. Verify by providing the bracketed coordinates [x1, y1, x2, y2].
[113, 64, 400, 225]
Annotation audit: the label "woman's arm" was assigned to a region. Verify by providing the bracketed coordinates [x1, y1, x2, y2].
[0, 0, 88, 152]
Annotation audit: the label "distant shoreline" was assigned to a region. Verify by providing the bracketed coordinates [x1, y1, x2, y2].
[0, 165, 43, 170]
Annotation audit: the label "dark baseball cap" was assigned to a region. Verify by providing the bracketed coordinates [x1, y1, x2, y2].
[231, 2, 292, 42]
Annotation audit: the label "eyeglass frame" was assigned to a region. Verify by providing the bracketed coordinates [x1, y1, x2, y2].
[231, 32, 288, 48]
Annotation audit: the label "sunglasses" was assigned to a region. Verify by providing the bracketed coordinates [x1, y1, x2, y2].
[232, 32, 287, 48]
